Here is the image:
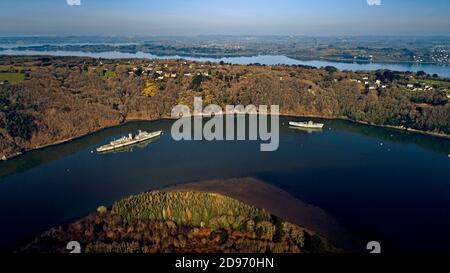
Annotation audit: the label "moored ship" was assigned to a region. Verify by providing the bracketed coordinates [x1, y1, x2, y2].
[96, 130, 162, 153]
[289, 121, 324, 129]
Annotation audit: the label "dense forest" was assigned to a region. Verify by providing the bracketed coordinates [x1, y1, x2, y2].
[23, 191, 332, 253]
[0, 55, 449, 159]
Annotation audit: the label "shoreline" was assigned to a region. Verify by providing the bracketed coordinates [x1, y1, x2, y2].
[2, 113, 449, 161]
[20, 177, 348, 253]
[287, 55, 449, 67]
[0, 116, 164, 161]
[2, 51, 448, 67]
[283, 114, 450, 139]
[163, 177, 361, 251]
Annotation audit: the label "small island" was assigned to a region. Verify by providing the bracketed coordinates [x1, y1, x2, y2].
[22, 179, 336, 254]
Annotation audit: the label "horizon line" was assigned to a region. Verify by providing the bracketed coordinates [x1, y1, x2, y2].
[1, 34, 450, 38]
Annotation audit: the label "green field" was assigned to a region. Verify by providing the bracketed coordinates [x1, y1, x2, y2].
[0, 73, 25, 84]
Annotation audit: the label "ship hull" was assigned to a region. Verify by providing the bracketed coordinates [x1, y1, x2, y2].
[96, 131, 162, 153]
[289, 121, 324, 129]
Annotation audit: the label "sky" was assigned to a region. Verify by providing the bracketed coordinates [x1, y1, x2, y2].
[0, 0, 449, 36]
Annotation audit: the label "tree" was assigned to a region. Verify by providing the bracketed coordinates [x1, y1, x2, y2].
[416, 71, 427, 77]
[324, 66, 338, 73]
[191, 74, 205, 91]
[6, 111, 37, 140]
[142, 80, 157, 97]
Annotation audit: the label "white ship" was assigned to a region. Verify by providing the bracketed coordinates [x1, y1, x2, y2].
[289, 121, 324, 129]
[96, 130, 162, 153]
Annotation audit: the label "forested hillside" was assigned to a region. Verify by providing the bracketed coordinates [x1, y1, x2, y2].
[1, 56, 449, 159]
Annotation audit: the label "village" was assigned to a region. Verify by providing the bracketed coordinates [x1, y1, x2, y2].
[127, 60, 217, 80]
[3, 56, 449, 103]
[119, 59, 450, 96]
[347, 72, 450, 98]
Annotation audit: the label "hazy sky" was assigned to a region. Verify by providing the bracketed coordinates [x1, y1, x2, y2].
[1, 0, 449, 36]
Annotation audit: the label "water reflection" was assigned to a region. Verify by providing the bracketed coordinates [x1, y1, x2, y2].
[0, 117, 449, 251]
[1, 117, 449, 180]
[289, 126, 324, 134]
[328, 119, 450, 156]
[0, 120, 170, 178]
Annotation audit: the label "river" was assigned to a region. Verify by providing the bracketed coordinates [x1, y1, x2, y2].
[1, 49, 449, 78]
[0, 117, 449, 252]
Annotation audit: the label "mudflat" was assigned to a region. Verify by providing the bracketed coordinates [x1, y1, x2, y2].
[165, 177, 361, 251]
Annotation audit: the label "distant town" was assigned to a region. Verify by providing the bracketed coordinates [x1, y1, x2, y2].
[1, 36, 449, 65]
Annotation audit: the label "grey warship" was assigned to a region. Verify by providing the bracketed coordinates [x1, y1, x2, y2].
[96, 130, 162, 153]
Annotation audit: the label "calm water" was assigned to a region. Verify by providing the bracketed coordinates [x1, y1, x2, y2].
[2, 49, 450, 77]
[0, 117, 450, 252]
